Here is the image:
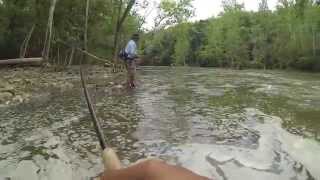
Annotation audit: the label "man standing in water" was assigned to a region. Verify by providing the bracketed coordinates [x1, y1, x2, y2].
[124, 33, 139, 88]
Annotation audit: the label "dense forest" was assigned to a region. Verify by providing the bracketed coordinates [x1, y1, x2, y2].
[141, 0, 320, 71]
[0, 0, 142, 64]
[0, 0, 319, 71]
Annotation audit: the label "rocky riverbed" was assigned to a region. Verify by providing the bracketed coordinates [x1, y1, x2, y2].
[0, 66, 125, 106]
[0, 66, 320, 180]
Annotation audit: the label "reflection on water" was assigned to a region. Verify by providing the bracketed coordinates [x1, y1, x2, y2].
[0, 67, 320, 179]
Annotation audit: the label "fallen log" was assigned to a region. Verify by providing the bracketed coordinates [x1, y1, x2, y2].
[0, 58, 43, 66]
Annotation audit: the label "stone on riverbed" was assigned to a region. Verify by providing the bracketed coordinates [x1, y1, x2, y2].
[0, 92, 13, 103]
[11, 161, 39, 180]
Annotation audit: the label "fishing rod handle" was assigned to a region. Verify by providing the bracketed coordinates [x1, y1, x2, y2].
[102, 148, 122, 171]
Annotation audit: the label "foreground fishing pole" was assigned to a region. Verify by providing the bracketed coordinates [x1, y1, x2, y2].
[80, 66, 107, 149]
[80, 66, 122, 174]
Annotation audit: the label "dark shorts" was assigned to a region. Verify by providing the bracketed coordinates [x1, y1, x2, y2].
[125, 58, 136, 71]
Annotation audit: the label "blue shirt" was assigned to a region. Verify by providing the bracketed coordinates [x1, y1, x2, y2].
[125, 40, 137, 59]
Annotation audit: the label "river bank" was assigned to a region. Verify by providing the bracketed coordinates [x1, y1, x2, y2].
[0, 66, 126, 106]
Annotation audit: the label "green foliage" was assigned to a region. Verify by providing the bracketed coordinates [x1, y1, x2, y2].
[154, 0, 194, 28]
[221, 0, 244, 12]
[0, 0, 40, 58]
[173, 23, 190, 65]
[0, 0, 140, 63]
[142, 1, 320, 71]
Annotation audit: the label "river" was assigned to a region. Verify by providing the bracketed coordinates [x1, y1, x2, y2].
[0, 67, 320, 180]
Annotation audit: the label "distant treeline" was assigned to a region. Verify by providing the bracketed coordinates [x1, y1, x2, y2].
[141, 0, 320, 71]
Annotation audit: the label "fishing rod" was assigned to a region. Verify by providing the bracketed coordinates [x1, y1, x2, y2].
[80, 66, 107, 150]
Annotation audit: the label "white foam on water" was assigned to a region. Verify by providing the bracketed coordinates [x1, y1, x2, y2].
[280, 129, 320, 178]
[0, 126, 103, 180]
[163, 108, 320, 180]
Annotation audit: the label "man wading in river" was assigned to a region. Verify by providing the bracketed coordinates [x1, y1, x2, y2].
[121, 33, 139, 88]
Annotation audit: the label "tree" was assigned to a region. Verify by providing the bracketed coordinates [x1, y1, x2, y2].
[142, 0, 320, 71]
[222, 0, 244, 12]
[259, 0, 269, 11]
[295, 0, 309, 17]
[173, 23, 190, 65]
[84, 0, 90, 54]
[42, 0, 58, 62]
[112, 0, 136, 63]
[154, 0, 195, 29]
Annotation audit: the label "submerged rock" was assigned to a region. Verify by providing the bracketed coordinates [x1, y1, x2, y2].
[0, 92, 13, 103]
[11, 161, 39, 180]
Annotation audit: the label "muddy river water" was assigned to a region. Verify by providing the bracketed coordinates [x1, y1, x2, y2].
[1, 67, 320, 180]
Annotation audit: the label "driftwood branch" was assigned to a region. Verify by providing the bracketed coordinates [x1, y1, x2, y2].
[0, 58, 43, 66]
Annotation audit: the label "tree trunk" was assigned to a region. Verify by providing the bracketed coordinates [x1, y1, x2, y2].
[0, 58, 43, 66]
[68, 48, 75, 66]
[64, 51, 69, 66]
[42, 0, 58, 62]
[112, 0, 123, 63]
[20, 25, 35, 58]
[84, 0, 90, 62]
[57, 47, 60, 65]
[312, 26, 316, 57]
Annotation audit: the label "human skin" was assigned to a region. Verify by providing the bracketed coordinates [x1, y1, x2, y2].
[101, 159, 211, 180]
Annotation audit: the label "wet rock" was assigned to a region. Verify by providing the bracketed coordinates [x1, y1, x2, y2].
[59, 82, 74, 91]
[12, 95, 24, 103]
[12, 161, 39, 180]
[19, 151, 32, 159]
[115, 84, 124, 89]
[0, 92, 13, 103]
[0, 160, 17, 179]
[111, 130, 120, 134]
[0, 80, 14, 89]
[70, 133, 80, 139]
[44, 158, 72, 180]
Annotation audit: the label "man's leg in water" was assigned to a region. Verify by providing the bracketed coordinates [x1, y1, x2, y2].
[125, 60, 131, 87]
[129, 60, 136, 87]
[125, 59, 136, 88]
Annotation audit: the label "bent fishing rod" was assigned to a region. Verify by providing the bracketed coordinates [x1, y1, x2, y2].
[80, 66, 107, 150]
